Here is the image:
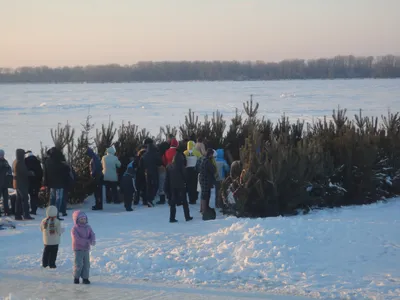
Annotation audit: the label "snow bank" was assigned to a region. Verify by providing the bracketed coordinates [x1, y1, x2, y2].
[1, 198, 399, 299]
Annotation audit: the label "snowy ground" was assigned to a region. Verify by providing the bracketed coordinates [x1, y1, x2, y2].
[1, 194, 399, 300]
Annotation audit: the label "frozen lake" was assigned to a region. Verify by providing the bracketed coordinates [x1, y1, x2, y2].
[1, 79, 399, 159]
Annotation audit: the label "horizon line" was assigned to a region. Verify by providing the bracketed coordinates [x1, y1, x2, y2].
[2, 53, 399, 70]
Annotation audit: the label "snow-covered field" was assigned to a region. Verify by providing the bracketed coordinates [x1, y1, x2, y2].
[1, 195, 399, 300]
[1, 79, 400, 160]
[1, 80, 400, 299]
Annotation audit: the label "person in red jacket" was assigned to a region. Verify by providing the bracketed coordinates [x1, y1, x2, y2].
[163, 138, 179, 166]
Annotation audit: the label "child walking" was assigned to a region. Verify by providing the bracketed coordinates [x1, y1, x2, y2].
[41, 205, 63, 268]
[71, 210, 96, 284]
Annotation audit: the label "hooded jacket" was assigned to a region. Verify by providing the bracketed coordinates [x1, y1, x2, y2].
[40, 206, 62, 245]
[71, 210, 96, 251]
[25, 152, 43, 188]
[141, 143, 163, 177]
[163, 138, 179, 166]
[12, 149, 31, 192]
[87, 148, 102, 179]
[0, 153, 12, 189]
[215, 149, 230, 181]
[101, 147, 121, 182]
[43, 147, 70, 189]
[184, 141, 201, 168]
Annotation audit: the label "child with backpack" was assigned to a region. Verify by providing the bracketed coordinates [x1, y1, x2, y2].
[41, 205, 63, 269]
[71, 210, 96, 284]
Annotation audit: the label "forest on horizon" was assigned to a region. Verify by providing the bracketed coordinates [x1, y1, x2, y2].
[1, 54, 399, 83]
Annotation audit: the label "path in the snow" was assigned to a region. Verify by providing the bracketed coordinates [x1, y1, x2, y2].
[0, 270, 311, 300]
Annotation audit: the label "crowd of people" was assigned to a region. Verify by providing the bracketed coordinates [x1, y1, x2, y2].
[0, 134, 232, 223]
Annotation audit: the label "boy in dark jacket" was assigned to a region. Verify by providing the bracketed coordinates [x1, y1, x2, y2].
[24, 151, 43, 215]
[0, 149, 12, 216]
[164, 148, 192, 223]
[13, 149, 34, 220]
[120, 160, 136, 211]
[86, 148, 103, 210]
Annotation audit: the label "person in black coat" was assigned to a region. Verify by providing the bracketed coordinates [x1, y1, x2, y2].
[164, 148, 193, 223]
[0, 149, 12, 216]
[141, 139, 162, 207]
[199, 148, 217, 213]
[24, 151, 43, 215]
[43, 147, 70, 220]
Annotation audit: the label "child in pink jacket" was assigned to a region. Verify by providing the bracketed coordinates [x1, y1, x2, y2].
[71, 210, 96, 284]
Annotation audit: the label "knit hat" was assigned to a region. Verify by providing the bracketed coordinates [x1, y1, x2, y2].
[0, 149, 4, 158]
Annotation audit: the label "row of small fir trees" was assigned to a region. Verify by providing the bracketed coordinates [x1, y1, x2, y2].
[39, 100, 400, 218]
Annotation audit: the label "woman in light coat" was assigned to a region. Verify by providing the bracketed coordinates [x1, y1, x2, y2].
[101, 146, 121, 203]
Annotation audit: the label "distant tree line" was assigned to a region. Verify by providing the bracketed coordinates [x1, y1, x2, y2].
[1, 55, 399, 83]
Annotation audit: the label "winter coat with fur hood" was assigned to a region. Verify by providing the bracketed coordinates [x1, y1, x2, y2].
[101, 147, 121, 182]
[40, 206, 62, 245]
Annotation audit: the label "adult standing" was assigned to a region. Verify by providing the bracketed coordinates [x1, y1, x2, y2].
[199, 148, 216, 214]
[24, 151, 43, 215]
[0, 149, 12, 216]
[156, 140, 170, 205]
[13, 148, 34, 220]
[87, 148, 103, 210]
[101, 146, 121, 204]
[183, 141, 201, 204]
[141, 139, 162, 207]
[43, 147, 70, 220]
[164, 147, 192, 223]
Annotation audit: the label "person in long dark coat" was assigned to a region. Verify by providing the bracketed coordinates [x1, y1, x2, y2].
[199, 148, 216, 214]
[134, 146, 147, 206]
[164, 148, 192, 223]
[13, 148, 34, 220]
[87, 148, 103, 210]
[24, 151, 43, 215]
[141, 139, 162, 207]
[0, 149, 12, 216]
[43, 147, 70, 220]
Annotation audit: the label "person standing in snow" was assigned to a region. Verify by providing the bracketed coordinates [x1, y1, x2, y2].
[156, 140, 170, 205]
[141, 139, 163, 207]
[41, 205, 63, 269]
[24, 151, 43, 215]
[134, 145, 147, 205]
[43, 147, 70, 220]
[183, 140, 201, 204]
[13, 148, 35, 220]
[0, 149, 12, 216]
[71, 210, 96, 284]
[120, 159, 136, 211]
[164, 146, 193, 223]
[86, 148, 103, 210]
[164, 137, 179, 166]
[214, 149, 230, 208]
[195, 137, 207, 157]
[101, 146, 121, 204]
[199, 148, 216, 214]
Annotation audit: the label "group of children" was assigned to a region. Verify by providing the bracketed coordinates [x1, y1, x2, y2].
[40, 206, 96, 284]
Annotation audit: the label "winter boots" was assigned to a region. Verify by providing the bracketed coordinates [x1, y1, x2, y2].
[156, 194, 166, 205]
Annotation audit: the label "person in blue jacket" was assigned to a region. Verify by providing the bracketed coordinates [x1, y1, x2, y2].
[214, 149, 230, 208]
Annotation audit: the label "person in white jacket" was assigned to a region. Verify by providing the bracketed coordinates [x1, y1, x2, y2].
[101, 146, 121, 203]
[41, 205, 63, 268]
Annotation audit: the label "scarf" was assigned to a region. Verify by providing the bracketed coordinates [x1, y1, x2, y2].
[43, 217, 56, 235]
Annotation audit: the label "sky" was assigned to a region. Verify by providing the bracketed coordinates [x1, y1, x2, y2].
[1, 0, 399, 68]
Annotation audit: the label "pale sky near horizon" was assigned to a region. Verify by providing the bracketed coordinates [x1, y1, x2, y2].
[1, 0, 399, 68]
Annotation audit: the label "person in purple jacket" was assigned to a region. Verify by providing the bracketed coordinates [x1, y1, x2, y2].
[71, 210, 96, 284]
